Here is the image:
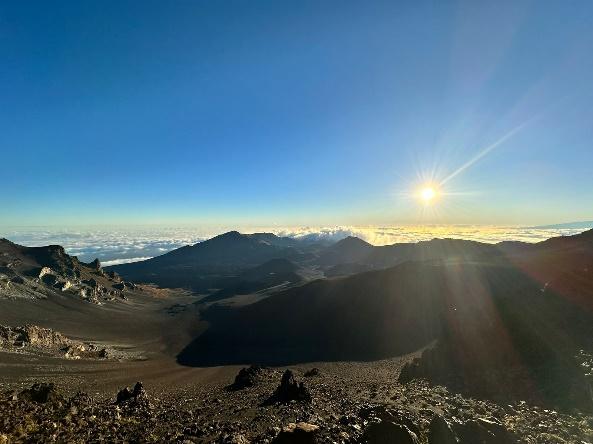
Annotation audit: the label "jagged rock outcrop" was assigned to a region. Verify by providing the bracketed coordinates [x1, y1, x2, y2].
[0, 324, 116, 360]
[0, 325, 71, 349]
[271, 370, 311, 403]
[37, 267, 52, 279]
[89, 258, 102, 271]
[115, 382, 151, 410]
[231, 365, 264, 390]
[0, 239, 141, 303]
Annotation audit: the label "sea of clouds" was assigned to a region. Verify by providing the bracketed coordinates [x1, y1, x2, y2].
[1, 225, 590, 266]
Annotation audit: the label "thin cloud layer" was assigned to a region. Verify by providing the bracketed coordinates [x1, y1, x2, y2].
[1, 224, 590, 265]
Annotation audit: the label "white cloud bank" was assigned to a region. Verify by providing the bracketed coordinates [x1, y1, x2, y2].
[1, 224, 591, 266]
[274, 225, 592, 245]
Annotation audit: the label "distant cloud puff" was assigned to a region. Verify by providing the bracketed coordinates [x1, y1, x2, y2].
[1, 224, 590, 266]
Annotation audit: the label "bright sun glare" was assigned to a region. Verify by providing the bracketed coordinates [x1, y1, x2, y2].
[420, 186, 437, 203]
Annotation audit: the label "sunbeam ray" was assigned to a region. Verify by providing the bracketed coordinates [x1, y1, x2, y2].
[440, 116, 538, 186]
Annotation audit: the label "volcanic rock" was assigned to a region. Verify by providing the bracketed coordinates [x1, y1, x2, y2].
[273, 422, 319, 444]
[55, 280, 73, 291]
[304, 368, 319, 377]
[89, 258, 102, 271]
[273, 370, 311, 403]
[232, 365, 263, 390]
[106, 270, 121, 281]
[222, 434, 250, 444]
[37, 267, 52, 279]
[452, 417, 517, 444]
[0, 324, 71, 349]
[427, 414, 457, 444]
[9, 275, 24, 284]
[83, 278, 99, 288]
[19, 383, 63, 404]
[360, 421, 419, 444]
[41, 273, 58, 285]
[115, 382, 149, 408]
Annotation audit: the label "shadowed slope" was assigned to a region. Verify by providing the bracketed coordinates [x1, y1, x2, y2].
[178, 260, 451, 366]
[178, 231, 593, 410]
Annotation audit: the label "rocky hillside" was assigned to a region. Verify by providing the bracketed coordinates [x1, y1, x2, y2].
[0, 324, 132, 360]
[0, 238, 138, 304]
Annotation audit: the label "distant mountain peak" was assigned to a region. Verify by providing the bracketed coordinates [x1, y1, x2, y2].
[529, 221, 593, 230]
[338, 236, 371, 246]
[216, 230, 243, 239]
[330, 236, 373, 251]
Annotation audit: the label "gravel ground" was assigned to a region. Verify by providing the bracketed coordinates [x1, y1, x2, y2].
[1, 355, 592, 443]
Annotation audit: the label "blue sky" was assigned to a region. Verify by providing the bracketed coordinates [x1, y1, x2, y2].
[2, 0, 592, 227]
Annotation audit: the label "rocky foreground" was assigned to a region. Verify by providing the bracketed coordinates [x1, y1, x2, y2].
[1, 359, 591, 443]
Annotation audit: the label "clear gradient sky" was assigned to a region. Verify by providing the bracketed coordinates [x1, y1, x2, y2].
[2, 1, 592, 227]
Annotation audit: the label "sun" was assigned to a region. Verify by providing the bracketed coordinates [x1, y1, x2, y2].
[420, 186, 437, 203]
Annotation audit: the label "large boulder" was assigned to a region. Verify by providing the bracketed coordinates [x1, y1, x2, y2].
[116, 381, 143, 403]
[273, 370, 311, 403]
[273, 422, 319, 444]
[358, 405, 421, 437]
[19, 383, 64, 404]
[231, 365, 263, 390]
[115, 381, 150, 409]
[453, 418, 516, 444]
[361, 421, 419, 444]
[304, 368, 319, 377]
[427, 415, 457, 444]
